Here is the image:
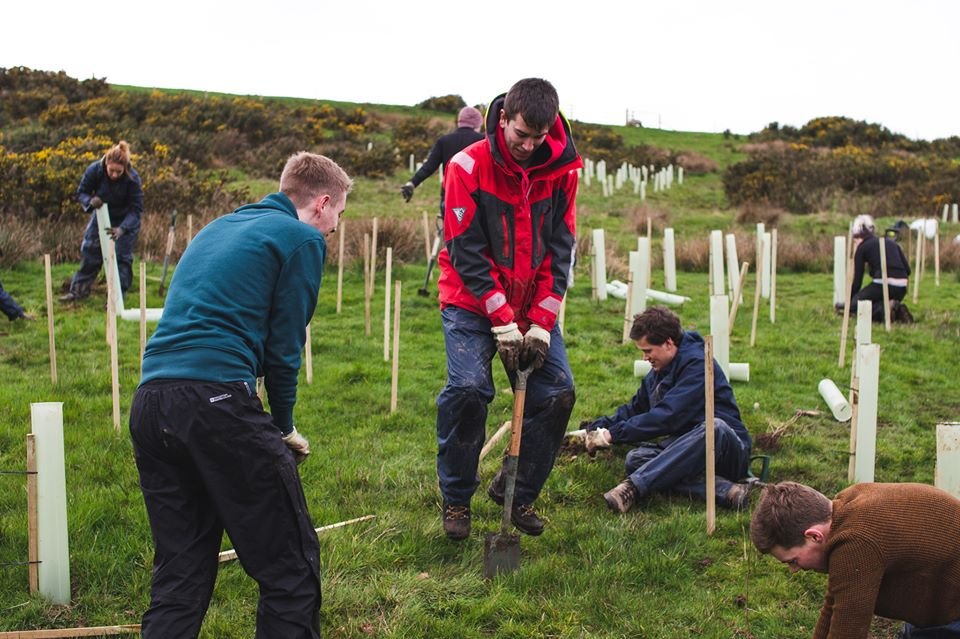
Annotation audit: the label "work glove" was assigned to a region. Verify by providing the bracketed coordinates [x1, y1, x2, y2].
[88, 196, 103, 210]
[584, 428, 612, 454]
[491, 322, 523, 373]
[282, 428, 311, 464]
[522, 323, 551, 370]
[106, 227, 124, 240]
[401, 182, 415, 202]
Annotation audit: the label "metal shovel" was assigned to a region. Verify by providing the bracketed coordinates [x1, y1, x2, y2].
[483, 362, 534, 579]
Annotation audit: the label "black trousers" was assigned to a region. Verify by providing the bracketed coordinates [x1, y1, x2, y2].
[130, 380, 321, 639]
[851, 282, 907, 322]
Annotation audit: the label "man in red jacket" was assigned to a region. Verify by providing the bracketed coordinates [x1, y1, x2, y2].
[434, 78, 582, 540]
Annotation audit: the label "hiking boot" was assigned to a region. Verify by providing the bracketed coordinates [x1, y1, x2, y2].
[894, 301, 914, 324]
[511, 503, 545, 536]
[487, 471, 505, 506]
[442, 502, 470, 541]
[725, 482, 754, 510]
[59, 291, 84, 302]
[603, 479, 639, 513]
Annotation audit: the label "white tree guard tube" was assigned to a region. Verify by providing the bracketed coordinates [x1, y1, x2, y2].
[663, 228, 677, 292]
[30, 402, 71, 604]
[818, 378, 852, 422]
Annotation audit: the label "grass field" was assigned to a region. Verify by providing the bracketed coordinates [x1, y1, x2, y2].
[1, 99, 959, 636]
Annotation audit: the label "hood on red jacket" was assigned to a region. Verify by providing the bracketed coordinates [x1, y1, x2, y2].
[484, 93, 581, 179]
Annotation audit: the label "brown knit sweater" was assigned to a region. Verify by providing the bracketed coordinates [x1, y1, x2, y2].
[813, 483, 960, 638]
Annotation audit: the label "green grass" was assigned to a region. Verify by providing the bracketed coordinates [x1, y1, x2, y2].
[1, 240, 958, 636]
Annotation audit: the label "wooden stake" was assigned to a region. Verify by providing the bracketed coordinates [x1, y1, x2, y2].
[750, 245, 763, 347]
[390, 280, 401, 412]
[838, 251, 856, 368]
[304, 323, 313, 384]
[369, 217, 379, 293]
[363, 233, 371, 337]
[0, 625, 141, 638]
[26, 434, 38, 594]
[704, 335, 716, 535]
[219, 515, 376, 563]
[422, 212, 431, 263]
[139, 262, 147, 368]
[728, 261, 749, 334]
[479, 421, 512, 461]
[847, 369, 860, 483]
[383, 248, 393, 362]
[187, 214, 193, 245]
[879, 236, 891, 332]
[336, 220, 345, 314]
[43, 255, 57, 384]
[106, 257, 121, 432]
[912, 228, 922, 304]
[934, 223, 941, 287]
[769, 228, 778, 323]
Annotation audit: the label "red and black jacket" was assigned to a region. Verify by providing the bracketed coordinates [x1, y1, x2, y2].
[437, 94, 582, 332]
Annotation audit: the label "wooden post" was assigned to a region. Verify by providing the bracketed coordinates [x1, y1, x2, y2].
[728, 261, 749, 334]
[336, 220, 345, 314]
[139, 262, 147, 368]
[769, 228, 778, 323]
[370, 217, 379, 293]
[390, 280, 401, 412]
[106, 257, 121, 433]
[422, 212, 431, 263]
[304, 323, 313, 384]
[363, 233, 371, 337]
[912, 228, 922, 304]
[26, 433, 38, 594]
[838, 251, 856, 368]
[934, 221, 941, 287]
[879, 236, 891, 331]
[187, 214, 193, 245]
[750, 244, 763, 347]
[0, 625, 142, 638]
[43, 255, 57, 384]
[704, 335, 716, 535]
[383, 248, 392, 362]
[480, 421, 512, 461]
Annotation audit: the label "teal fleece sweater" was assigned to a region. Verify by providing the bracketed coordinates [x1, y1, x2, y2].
[140, 193, 326, 434]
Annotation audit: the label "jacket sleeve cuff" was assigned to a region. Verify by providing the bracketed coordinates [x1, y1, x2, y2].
[481, 291, 515, 327]
[525, 295, 562, 331]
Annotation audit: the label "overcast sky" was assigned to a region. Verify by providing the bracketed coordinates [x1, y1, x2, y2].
[3, 0, 958, 140]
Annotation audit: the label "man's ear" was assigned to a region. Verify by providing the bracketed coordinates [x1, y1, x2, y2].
[315, 193, 330, 212]
[499, 108, 507, 128]
[804, 525, 827, 544]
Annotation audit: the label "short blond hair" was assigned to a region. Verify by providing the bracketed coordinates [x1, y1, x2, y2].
[104, 140, 132, 168]
[279, 152, 353, 209]
[750, 481, 832, 553]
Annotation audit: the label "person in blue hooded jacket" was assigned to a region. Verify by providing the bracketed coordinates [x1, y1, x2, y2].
[582, 306, 753, 513]
[61, 140, 144, 302]
[130, 152, 351, 639]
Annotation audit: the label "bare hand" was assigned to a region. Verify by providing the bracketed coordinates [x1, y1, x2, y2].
[107, 227, 124, 240]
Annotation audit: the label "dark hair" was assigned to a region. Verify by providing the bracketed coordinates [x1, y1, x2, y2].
[750, 482, 832, 553]
[629, 306, 682, 344]
[502, 78, 559, 131]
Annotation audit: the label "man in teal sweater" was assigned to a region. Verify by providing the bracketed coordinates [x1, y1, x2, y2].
[131, 152, 351, 639]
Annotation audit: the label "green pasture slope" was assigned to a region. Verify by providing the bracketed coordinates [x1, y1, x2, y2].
[1, 95, 959, 638]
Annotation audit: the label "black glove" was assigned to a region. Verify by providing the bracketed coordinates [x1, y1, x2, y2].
[401, 182, 415, 202]
[89, 196, 103, 210]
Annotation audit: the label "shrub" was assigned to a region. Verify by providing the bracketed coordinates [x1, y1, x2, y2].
[416, 95, 466, 114]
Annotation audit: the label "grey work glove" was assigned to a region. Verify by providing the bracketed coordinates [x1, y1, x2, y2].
[282, 427, 311, 464]
[88, 196, 103, 210]
[106, 227, 124, 240]
[522, 323, 551, 370]
[584, 428, 612, 454]
[491, 322, 523, 373]
[401, 182, 415, 202]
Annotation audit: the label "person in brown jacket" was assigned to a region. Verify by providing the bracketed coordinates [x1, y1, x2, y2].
[750, 481, 960, 638]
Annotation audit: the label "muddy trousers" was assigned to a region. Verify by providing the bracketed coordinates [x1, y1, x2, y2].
[69, 213, 138, 297]
[436, 306, 576, 506]
[130, 380, 321, 639]
[624, 419, 751, 508]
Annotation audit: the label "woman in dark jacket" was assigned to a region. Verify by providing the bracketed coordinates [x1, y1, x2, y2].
[61, 140, 144, 302]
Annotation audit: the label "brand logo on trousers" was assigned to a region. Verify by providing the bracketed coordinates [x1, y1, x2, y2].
[209, 393, 232, 403]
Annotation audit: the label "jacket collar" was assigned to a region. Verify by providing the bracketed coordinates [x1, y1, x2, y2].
[484, 94, 582, 180]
